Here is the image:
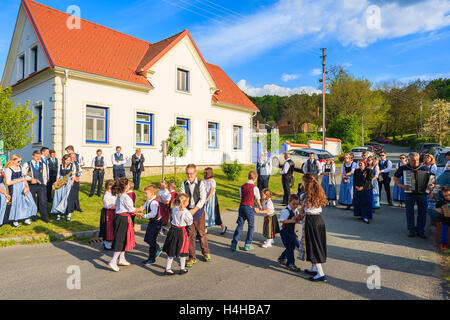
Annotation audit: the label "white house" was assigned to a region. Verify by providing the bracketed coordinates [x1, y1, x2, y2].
[1, 0, 259, 180]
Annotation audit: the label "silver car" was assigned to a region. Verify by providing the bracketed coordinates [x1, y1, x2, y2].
[434, 148, 450, 178]
[272, 148, 333, 172]
[351, 147, 374, 160]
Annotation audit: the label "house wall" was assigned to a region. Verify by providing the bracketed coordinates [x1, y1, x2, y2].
[57, 37, 253, 181]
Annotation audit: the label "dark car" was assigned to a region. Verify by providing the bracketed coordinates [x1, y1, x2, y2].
[366, 143, 383, 154]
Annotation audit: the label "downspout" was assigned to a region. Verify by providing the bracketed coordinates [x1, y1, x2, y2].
[62, 69, 68, 156]
[251, 111, 258, 164]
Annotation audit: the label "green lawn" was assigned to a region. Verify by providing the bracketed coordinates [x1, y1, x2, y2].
[0, 166, 305, 239]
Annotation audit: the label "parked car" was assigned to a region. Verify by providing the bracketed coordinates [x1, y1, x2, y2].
[272, 148, 334, 172]
[351, 147, 374, 160]
[417, 143, 442, 162]
[366, 143, 384, 155]
[433, 147, 450, 178]
[371, 136, 392, 144]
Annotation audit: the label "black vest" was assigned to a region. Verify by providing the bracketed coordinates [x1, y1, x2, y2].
[285, 159, 295, 176]
[95, 156, 105, 171]
[184, 180, 201, 210]
[379, 160, 390, 179]
[284, 207, 296, 234]
[29, 161, 44, 184]
[48, 158, 58, 177]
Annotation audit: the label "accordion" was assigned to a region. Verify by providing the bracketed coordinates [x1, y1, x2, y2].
[403, 169, 434, 194]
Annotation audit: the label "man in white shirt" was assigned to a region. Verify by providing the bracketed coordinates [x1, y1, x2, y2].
[112, 146, 126, 180]
[378, 152, 393, 206]
[89, 149, 107, 197]
[180, 164, 210, 266]
[280, 152, 294, 205]
[23, 150, 49, 223]
[70, 152, 83, 212]
[256, 152, 272, 193]
[302, 152, 321, 179]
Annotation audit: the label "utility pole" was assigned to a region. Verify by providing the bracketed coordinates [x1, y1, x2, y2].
[420, 100, 423, 138]
[321, 48, 326, 150]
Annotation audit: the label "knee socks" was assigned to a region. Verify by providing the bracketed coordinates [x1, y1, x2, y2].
[166, 257, 174, 271]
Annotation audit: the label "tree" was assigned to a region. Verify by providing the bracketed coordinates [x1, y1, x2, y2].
[327, 114, 361, 152]
[0, 87, 36, 153]
[423, 99, 450, 145]
[165, 125, 188, 181]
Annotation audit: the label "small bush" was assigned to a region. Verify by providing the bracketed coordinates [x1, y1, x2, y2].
[221, 160, 243, 181]
[163, 174, 184, 186]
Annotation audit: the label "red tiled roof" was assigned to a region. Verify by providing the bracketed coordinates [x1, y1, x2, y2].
[21, 0, 259, 111]
[23, 0, 152, 87]
[206, 63, 259, 111]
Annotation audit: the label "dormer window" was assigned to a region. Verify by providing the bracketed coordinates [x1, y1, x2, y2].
[177, 68, 189, 92]
[31, 45, 38, 73]
[18, 54, 25, 80]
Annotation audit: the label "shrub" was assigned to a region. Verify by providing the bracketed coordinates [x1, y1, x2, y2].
[221, 160, 243, 181]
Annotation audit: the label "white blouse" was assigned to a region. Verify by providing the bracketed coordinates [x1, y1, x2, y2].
[171, 206, 193, 227]
[158, 189, 171, 203]
[341, 162, 356, 175]
[204, 178, 216, 196]
[262, 199, 275, 215]
[103, 191, 116, 209]
[5, 166, 23, 184]
[116, 193, 136, 214]
[304, 206, 322, 215]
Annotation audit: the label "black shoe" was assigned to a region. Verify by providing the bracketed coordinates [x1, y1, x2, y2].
[220, 226, 228, 235]
[286, 265, 301, 272]
[43, 220, 49, 224]
[408, 232, 415, 238]
[76, 209, 83, 212]
[309, 275, 327, 282]
[89, 195, 93, 198]
[304, 269, 318, 276]
[179, 269, 188, 275]
[388, 202, 394, 206]
[278, 258, 287, 265]
[417, 232, 427, 239]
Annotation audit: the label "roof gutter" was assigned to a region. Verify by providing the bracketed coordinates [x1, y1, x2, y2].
[62, 69, 68, 155]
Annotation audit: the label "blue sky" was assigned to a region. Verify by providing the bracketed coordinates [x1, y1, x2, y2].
[1, 0, 449, 96]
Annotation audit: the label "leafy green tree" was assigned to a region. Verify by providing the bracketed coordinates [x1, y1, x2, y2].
[0, 87, 36, 153]
[166, 125, 188, 181]
[327, 114, 361, 152]
[423, 99, 450, 145]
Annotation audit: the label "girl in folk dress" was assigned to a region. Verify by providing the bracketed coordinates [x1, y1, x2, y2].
[162, 193, 195, 275]
[203, 167, 227, 235]
[108, 178, 143, 272]
[99, 180, 116, 250]
[157, 181, 171, 231]
[298, 174, 328, 282]
[367, 156, 380, 210]
[320, 157, 337, 207]
[393, 154, 408, 207]
[423, 154, 438, 175]
[338, 153, 357, 209]
[51, 154, 75, 221]
[255, 189, 280, 248]
[4, 155, 37, 227]
[0, 165, 12, 226]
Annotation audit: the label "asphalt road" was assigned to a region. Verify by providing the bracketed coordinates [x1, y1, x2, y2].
[0, 144, 447, 300]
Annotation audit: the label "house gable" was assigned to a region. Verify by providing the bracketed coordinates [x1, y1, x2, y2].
[1, 3, 50, 88]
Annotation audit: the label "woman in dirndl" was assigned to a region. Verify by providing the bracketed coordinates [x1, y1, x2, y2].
[162, 193, 194, 275]
[320, 157, 336, 206]
[339, 153, 356, 209]
[299, 174, 328, 282]
[0, 165, 12, 226]
[393, 154, 407, 207]
[99, 179, 116, 250]
[353, 160, 374, 224]
[367, 156, 380, 210]
[255, 188, 280, 248]
[51, 154, 75, 221]
[108, 178, 142, 272]
[203, 167, 227, 235]
[4, 155, 37, 227]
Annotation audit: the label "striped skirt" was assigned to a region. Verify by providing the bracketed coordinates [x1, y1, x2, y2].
[263, 214, 280, 239]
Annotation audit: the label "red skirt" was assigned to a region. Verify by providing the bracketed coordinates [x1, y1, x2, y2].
[112, 213, 136, 252]
[162, 225, 189, 257]
[158, 202, 170, 226]
[105, 209, 116, 241]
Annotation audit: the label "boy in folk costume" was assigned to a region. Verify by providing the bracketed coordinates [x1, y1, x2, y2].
[158, 181, 171, 231]
[231, 171, 263, 251]
[112, 146, 126, 180]
[180, 164, 211, 267]
[23, 150, 49, 223]
[70, 153, 83, 213]
[278, 194, 301, 272]
[302, 152, 321, 179]
[137, 185, 162, 264]
[47, 150, 58, 203]
[90, 149, 106, 197]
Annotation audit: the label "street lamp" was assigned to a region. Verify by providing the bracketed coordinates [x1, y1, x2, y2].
[362, 106, 380, 146]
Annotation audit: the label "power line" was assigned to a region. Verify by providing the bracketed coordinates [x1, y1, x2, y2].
[192, 0, 246, 20]
[161, 0, 225, 25]
[178, 0, 238, 24]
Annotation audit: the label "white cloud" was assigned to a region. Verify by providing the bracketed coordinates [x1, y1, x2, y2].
[396, 72, 450, 83]
[310, 68, 322, 76]
[195, 0, 450, 65]
[281, 73, 300, 82]
[238, 79, 321, 97]
[342, 62, 352, 68]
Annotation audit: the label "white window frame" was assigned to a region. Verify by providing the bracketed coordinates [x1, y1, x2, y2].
[207, 122, 219, 149]
[29, 44, 38, 74]
[17, 52, 25, 80]
[233, 125, 243, 150]
[85, 105, 109, 144]
[136, 112, 154, 146]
